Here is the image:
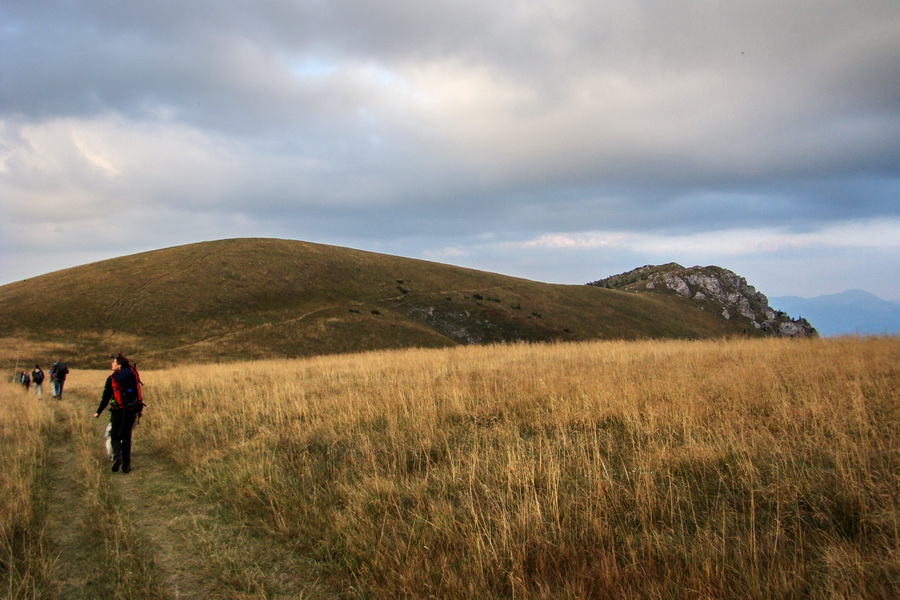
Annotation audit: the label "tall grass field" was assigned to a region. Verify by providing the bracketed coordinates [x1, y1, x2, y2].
[3, 336, 898, 598]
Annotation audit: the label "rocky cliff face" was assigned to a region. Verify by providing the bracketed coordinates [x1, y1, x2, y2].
[589, 264, 818, 337]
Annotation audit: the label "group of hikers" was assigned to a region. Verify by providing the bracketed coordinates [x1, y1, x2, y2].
[15, 360, 69, 399]
[13, 354, 145, 475]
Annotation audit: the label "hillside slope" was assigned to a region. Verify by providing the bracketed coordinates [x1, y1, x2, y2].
[2, 238, 788, 367]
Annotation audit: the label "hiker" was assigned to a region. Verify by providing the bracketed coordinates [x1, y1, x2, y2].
[50, 359, 69, 399]
[31, 365, 45, 397]
[93, 354, 144, 474]
[19, 371, 30, 390]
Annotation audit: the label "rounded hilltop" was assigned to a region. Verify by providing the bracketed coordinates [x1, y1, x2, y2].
[0, 239, 811, 367]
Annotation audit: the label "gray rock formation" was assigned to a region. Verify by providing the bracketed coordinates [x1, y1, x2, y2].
[590, 264, 817, 337]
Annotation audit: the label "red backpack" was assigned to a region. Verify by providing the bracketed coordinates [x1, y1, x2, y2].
[110, 364, 144, 411]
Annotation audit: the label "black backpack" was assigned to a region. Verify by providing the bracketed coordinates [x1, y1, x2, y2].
[52, 362, 68, 379]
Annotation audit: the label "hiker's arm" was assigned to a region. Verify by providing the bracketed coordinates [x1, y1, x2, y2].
[94, 376, 113, 417]
[93, 400, 108, 417]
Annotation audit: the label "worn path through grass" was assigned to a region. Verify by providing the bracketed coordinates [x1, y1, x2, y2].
[43, 403, 118, 598]
[39, 386, 332, 599]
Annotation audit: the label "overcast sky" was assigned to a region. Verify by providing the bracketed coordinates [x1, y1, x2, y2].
[2, 1, 898, 302]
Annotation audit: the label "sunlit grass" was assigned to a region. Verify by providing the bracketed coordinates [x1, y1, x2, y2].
[0, 378, 54, 597]
[134, 336, 899, 598]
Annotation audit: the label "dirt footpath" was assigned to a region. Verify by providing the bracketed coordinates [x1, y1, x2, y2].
[41, 391, 331, 600]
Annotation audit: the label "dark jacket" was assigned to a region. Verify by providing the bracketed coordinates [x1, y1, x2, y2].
[96, 367, 142, 415]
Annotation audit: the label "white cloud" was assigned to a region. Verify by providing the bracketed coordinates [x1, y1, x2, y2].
[521, 232, 627, 249]
[1, 1, 898, 299]
[516, 218, 900, 257]
[422, 246, 470, 259]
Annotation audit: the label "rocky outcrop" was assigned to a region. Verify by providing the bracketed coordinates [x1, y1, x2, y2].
[589, 264, 817, 337]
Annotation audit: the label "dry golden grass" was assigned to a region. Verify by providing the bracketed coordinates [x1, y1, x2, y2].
[2, 371, 173, 599]
[128, 336, 899, 598]
[0, 381, 55, 597]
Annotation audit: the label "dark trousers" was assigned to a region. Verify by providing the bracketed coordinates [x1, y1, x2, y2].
[109, 409, 138, 470]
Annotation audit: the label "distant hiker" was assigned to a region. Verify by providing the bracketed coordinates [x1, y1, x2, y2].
[93, 354, 144, 474]
[19, 371, 30, 390]
[50, 359, 69, 399]
[31, 365, 45, 397]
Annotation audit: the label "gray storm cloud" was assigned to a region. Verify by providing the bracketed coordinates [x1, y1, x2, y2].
[1, 0, 898, 296]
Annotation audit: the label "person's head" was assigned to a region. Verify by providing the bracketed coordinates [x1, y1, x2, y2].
[35, 364, 40, 369]
[109, 353, 130, 370]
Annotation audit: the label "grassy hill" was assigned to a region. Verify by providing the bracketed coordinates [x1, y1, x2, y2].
[1, 238, 767, 368]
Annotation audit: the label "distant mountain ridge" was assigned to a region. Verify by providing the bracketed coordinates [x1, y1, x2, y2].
[769, 290, 900, 336]
[588, 263, 818, 337]
[0, 239, 813, 367]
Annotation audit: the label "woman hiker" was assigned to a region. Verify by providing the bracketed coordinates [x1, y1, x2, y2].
[93, 354, 144, 473]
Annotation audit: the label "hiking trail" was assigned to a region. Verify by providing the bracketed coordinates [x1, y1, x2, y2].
[41, 389, 334, 599]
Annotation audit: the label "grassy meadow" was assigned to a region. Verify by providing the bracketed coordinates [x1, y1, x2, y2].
[2, 336, 898, 598]
[0, 372, 55, 596]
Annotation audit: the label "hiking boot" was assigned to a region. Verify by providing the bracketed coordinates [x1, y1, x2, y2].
[112, 457, 122, 472]
[122, 467, 131, 474]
